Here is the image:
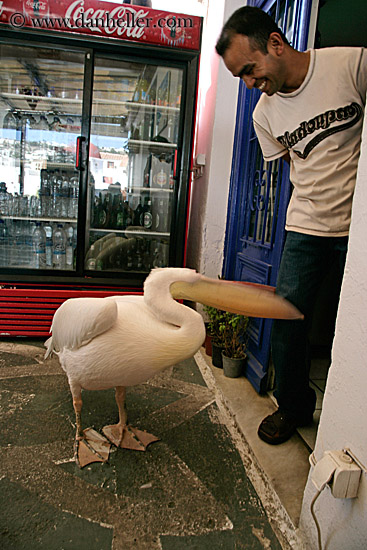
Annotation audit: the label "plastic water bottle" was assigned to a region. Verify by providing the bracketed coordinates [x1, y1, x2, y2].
[53, 224, 66, 269]
[32, 222, 46, 269]
[65, 224, 74, 269]
[61, 173, 70, 218]
[0, 182, 9, 216]
[40, 171, 51, 216]
[9, 221, 16, 266]
[0, 219, 9, 266]
[13, 221, 24, 266]
[24, 221, 34, 267]
[68, 175, 79, 218]
[44, 224, 53, 267]
[52, 173, 63, 217]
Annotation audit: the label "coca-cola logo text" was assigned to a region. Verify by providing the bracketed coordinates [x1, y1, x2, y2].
[65, 0, 150, 37]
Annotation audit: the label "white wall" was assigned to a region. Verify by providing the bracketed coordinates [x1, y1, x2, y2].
[186, 0, 243, 278]
[300, 104, 367, 548]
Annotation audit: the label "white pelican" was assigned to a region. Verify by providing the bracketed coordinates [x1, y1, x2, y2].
[45, 267, 302, 467]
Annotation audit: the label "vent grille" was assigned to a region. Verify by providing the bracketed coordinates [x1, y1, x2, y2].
[0, 285, 141, 337]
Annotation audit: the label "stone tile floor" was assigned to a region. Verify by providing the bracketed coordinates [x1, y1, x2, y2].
[0, 339, 299, 550]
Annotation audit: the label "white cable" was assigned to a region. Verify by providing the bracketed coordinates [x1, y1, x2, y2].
[309, 452, 338, 550]
[310, 489, 324, 550]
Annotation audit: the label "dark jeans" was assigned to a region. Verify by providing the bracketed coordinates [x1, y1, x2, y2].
[271, 231, 348, 421]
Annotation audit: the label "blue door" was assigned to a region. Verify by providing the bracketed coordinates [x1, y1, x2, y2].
[222, 0, 314, 393]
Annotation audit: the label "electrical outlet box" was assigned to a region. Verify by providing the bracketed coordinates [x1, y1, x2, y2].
[325, 450, 361, 498]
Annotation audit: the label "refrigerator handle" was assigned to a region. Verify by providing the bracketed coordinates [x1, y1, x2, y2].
[172, 149, 179, 185]
[76, 136, 86, 171]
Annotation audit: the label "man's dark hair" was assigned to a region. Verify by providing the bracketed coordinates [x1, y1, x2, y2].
[216, 6, 289, 56]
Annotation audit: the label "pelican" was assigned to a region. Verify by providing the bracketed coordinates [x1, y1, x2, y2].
[45, 268, 302, 467]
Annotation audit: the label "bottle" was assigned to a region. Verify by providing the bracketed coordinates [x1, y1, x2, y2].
[143, 239, 152, 270]
[133, 81, 140, 102]
[135, 240, 143, 271]
[96, 257, 104, 270]
[0, 219, 9, 266]
[29, 195, 40, 218]
[125, 241, 134, 271]
[124, 200, 133, 228]
[24, 221, 34, 267]
[115, 195, 125, 230]
[152, 242, 165, 268]
[60, 172, 70, 218]
[176, 83, 182, 107]
[134, 198, 144, 226]
[44, 224, 53, 267]
[41, 170, 51, 216]
[13, 221, 24, 267]
[32, 222, 46, 269]
[68, 175, 79, 218]
[142, 199, 153, 230]
[92, 194, 101, 228]
[52, 172, 63, 217]
[65, 225, 74, 269]
[86, 243, 96, 270]
[167, 116, 174, 142]
[140, 79, 148, 102]
[53, 224, 66, 269]
[9, 221, 17, 266]
[97, 194, 109, 228]
[143, 156, 151, 187]
[0, 182, 9, 216]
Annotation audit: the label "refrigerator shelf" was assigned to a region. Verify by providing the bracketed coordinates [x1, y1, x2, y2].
[2, 93, 181, 111]
[89, 227, 170, 238]
[1, 216, 77, 223]
[129, 188, 173, 194]
[127, 140, 177, 154]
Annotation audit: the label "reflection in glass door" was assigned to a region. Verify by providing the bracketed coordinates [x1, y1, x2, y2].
[0, 44, 85, 270]
[85, 56, 183, 273]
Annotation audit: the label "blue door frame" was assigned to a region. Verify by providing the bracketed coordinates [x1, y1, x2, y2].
[222, 0, 314, 393]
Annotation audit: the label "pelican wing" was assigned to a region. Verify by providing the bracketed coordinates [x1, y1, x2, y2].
[46, 297, 118, 355]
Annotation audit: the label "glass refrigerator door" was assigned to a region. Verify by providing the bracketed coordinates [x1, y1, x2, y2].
[85, 57, 183, 273]
[0, 44, 85, 271]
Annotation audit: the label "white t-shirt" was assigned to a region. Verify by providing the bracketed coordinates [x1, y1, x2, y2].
[253, 47, 367, 236]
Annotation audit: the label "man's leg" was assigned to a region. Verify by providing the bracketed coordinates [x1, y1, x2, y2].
[258, 232, 348, 444]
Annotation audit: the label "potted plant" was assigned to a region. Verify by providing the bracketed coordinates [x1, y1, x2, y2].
[204, 305, 226, 368]
[219, 312, 249, 378]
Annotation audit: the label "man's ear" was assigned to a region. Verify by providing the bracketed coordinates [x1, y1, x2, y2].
[267, 32, 285, 55]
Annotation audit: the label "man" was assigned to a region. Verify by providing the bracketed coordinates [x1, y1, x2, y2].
[216, 7, 367, 444]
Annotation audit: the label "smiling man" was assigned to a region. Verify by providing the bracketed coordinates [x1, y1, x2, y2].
[216, 7, 367, 445]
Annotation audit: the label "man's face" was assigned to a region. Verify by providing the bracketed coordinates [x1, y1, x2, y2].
[222, 33, 286, 96]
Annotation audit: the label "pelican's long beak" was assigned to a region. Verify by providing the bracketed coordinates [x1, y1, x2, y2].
[170, 276, 303, 320]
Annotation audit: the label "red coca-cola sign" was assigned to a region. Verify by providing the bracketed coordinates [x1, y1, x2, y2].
[0, 0, 202, 50]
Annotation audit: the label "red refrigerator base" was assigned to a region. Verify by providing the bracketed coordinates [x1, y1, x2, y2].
[0, 285, 142, 337]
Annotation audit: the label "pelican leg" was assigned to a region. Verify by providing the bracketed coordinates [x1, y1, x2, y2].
[71, 388, 111, 468]
[102, 386, 160, 451]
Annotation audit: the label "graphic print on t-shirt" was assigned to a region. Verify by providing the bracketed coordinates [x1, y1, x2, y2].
[276, 102, 363, 159]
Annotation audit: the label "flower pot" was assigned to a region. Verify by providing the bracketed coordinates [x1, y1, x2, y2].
[222, 354, 246, 378]
[211, 343, 223, 368]
[205, 334, 212, 356]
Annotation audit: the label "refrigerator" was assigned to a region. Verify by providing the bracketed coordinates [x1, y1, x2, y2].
[0, 1, 202, 336]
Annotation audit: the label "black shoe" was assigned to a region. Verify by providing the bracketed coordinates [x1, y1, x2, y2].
[258, 409, 313, 445]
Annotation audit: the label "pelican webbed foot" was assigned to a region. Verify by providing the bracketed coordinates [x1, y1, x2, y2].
[74, 428, 112, 468]
[102, 424, 160, 451]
